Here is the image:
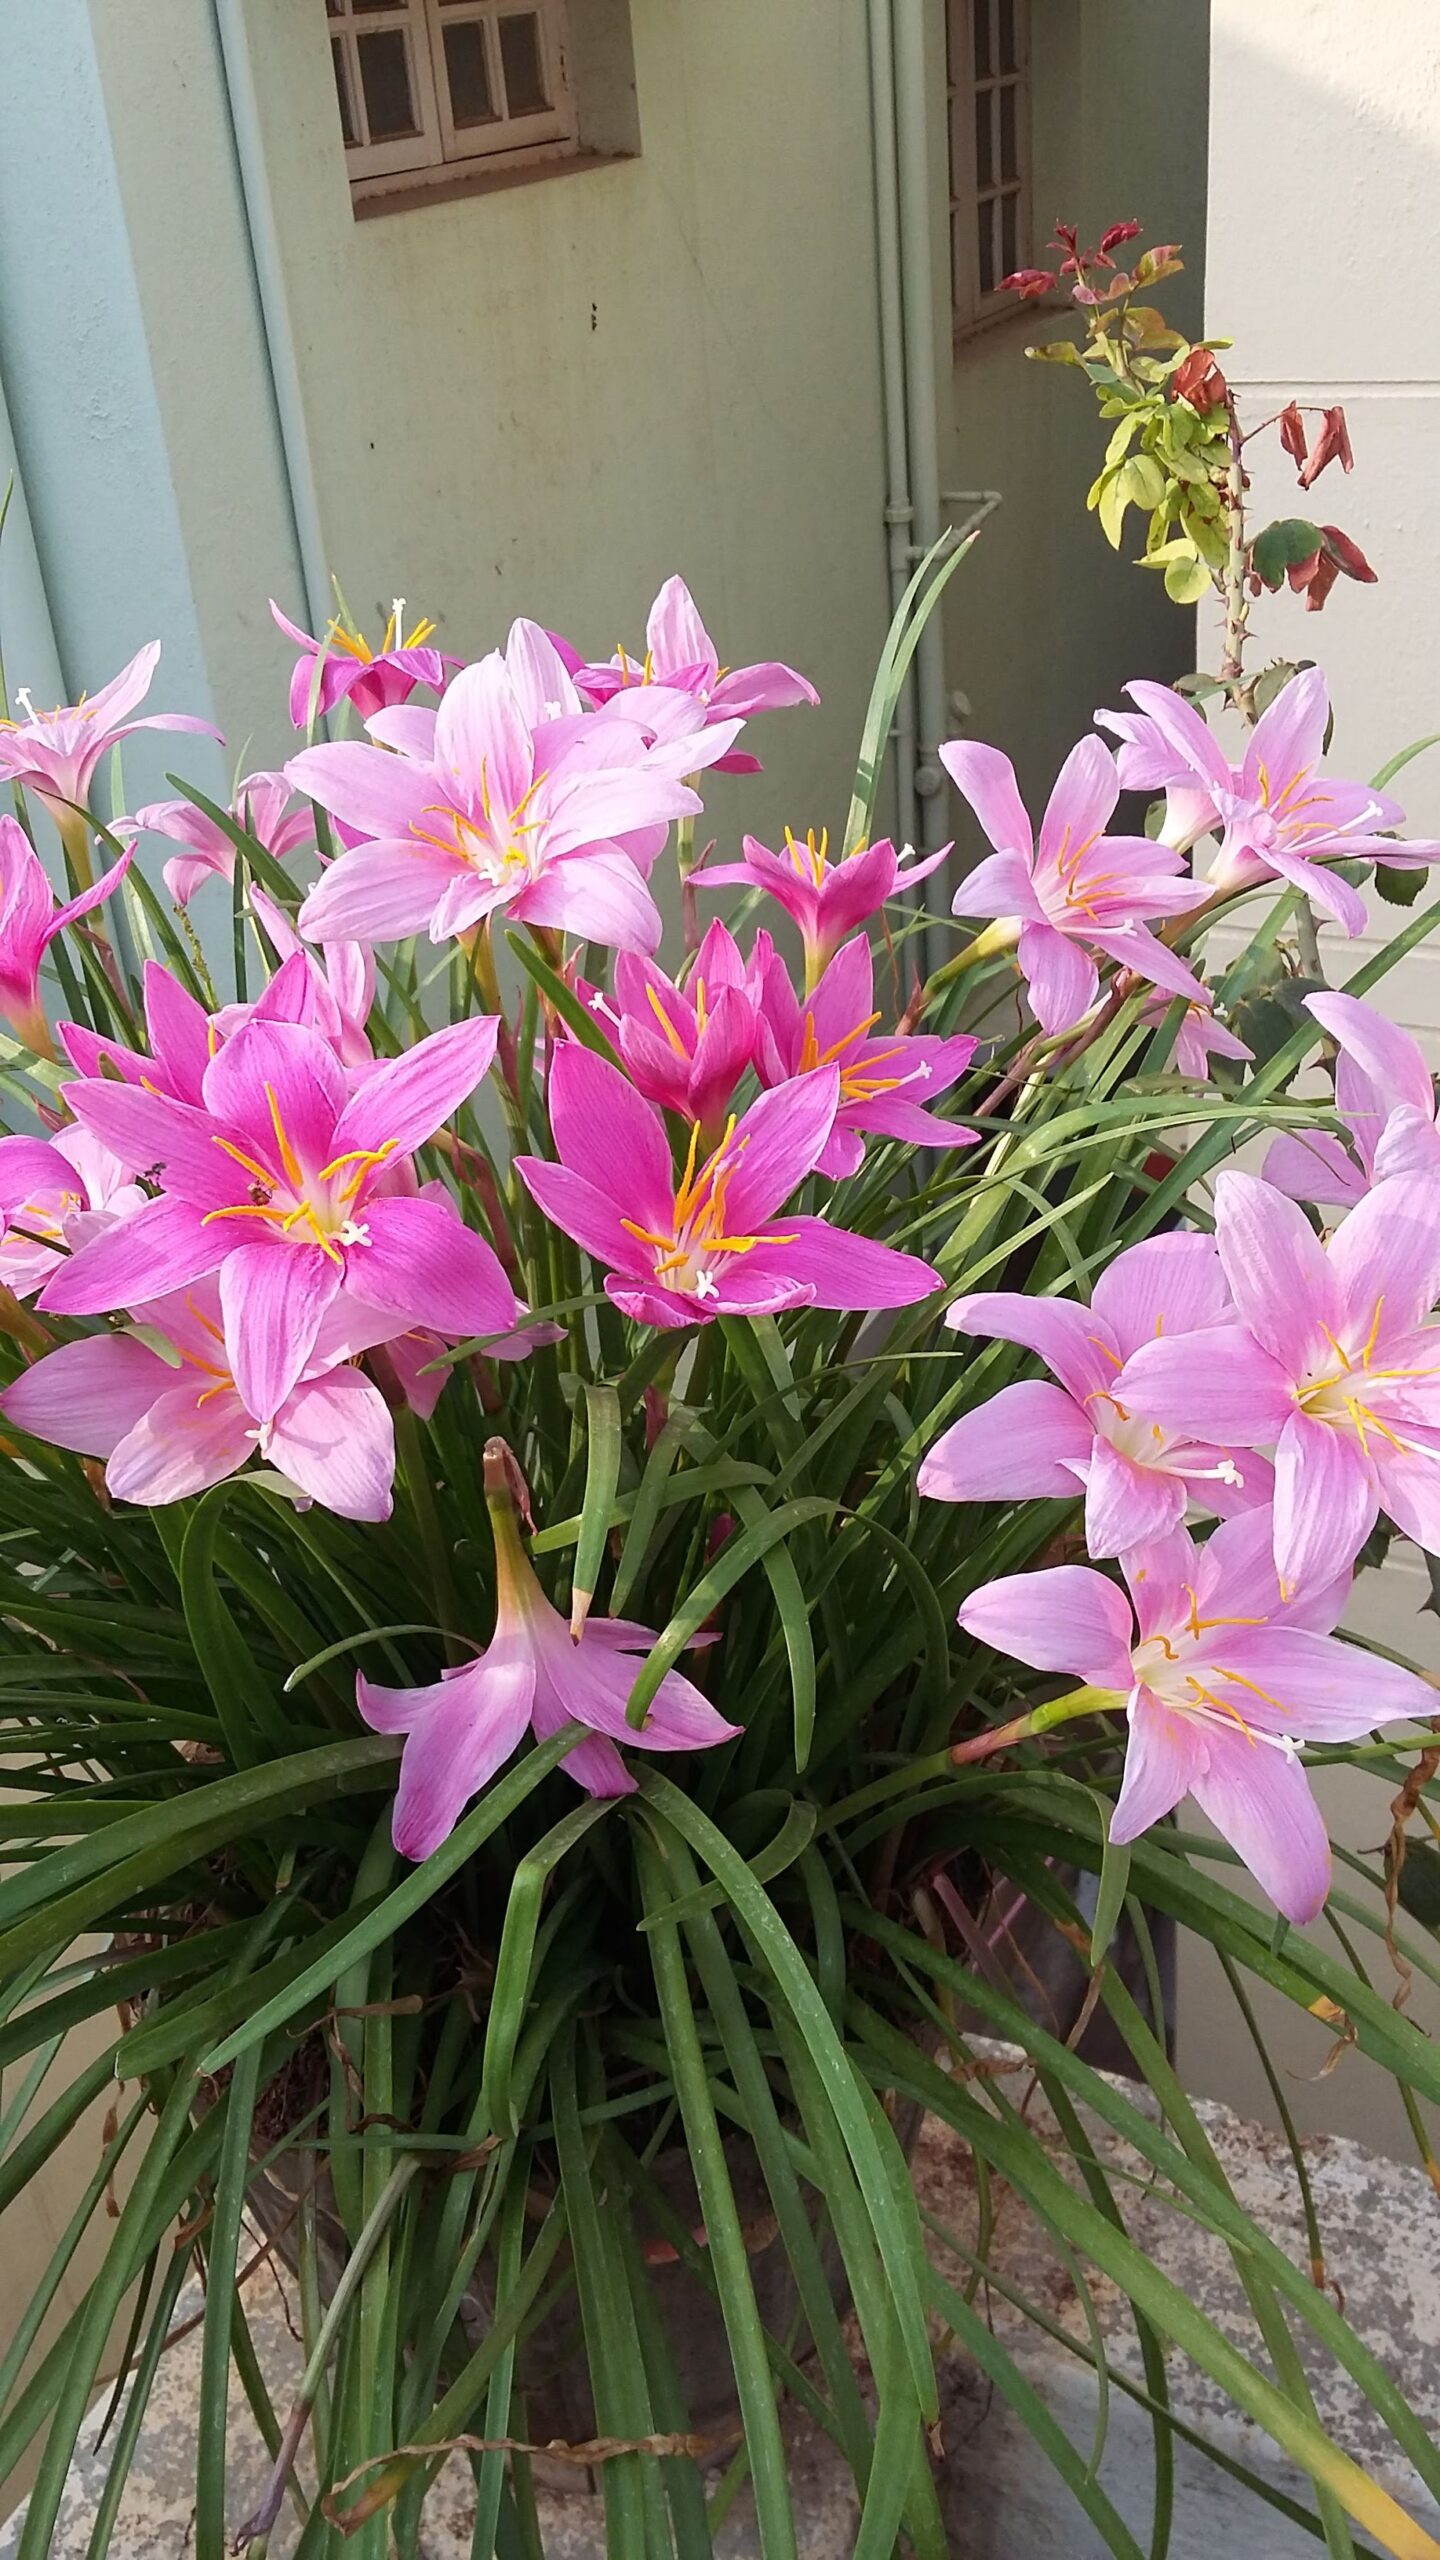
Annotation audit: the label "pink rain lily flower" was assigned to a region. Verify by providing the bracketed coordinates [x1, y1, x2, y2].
[0, 815, 134, 1055]
[1099, 670, 1440, 933]
[288, 651, 699, 952]
[0, 643, 218, 821]
[516, 1045, 941, 1329]
[957, 1509, 1433, 1922]
[1264, 991, 1440, 1209]
[0, 1127, 144, 1298]
[1115, 1169, 1440, 1593]
[40, 1012, 517, 1423]
[941, 735, 1209, 1037]
[919, 1233, 1271, 1556]
[357, 1437, 740, 1856]
[2, 1281, 399, 1520]
[584, 919, 769, 1140]
[248, 892, 375, 1069]
[754, 934, 978, 1177]
[124, 772, 315, 908]
[573, 574, 817, 773]
[271, 599, 455, 729]
[1141, 991, 1252, 1083]
[700, 829, 949, 992]
[59, 947, 370, 1109]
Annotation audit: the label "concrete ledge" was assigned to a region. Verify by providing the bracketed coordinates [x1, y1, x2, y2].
[5, 2051, 1437, 2557]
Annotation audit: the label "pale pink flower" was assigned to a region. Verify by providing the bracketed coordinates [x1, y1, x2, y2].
[0, 815, 133, 1054]
[573, 574, 817, 773]
[958, 1509, 1431, 1922]
[358, 1437, 739, 1855]
[125, 773, 315, 908]
[920, 1233, 1271, 1555]
[0, 644, 218, 820]
[941, 735, 1209, 1036]
[1264, 991, 1440, 1209]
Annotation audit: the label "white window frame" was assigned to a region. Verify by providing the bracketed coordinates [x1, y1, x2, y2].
[947, 0, 1032, 340]
[328, 0, 577, 195]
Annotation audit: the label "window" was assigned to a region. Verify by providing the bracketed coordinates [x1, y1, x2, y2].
[947, 0, 1031, 336]
[328, 0, 577, 196]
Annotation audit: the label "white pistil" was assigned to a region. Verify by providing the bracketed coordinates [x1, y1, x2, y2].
[693, 1268, 720, 1302]
[338, 1219, 371, 1248]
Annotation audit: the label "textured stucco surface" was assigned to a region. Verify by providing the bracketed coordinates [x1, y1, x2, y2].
[5, 2057, 1437, 2558]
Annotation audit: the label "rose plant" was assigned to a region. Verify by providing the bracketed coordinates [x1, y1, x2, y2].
[1, 509, 1440, 2560]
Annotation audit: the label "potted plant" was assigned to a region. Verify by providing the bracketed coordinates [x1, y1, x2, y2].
[2, 231, 1440, 2560]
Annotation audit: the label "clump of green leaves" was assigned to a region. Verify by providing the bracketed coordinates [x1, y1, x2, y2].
[1004, 220, 1376, 617]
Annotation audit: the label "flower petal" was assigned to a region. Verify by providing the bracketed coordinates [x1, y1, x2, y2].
[327, 1016, 499, 1165]
[1273, 1410, 1378, 1595]
[344, 1194, 519, 1339]
[917, 1380, 1093, 1501]
[940, 741, 1033, 858]
[545, 1043, 676, 1227]
[1084, 1438, 1186, 1558]
[753, 1215, 938, 1311]
[957, 1564, 1134, 1688]
[1018, 921, 1097, 1036]
[38, 1197, 225, 1316]
[220, 1238, 339, 1419]
[1, 1334, 172, 1459]
[1109, 1692, 1203, 1842]
[1325, 1173, 1440, 1336]
[1090, 1232, 1231, 1363]
[1189, 1728, 1332, 1925]
[266, 1368, 395, 1520]
[106, 1379, 253, 1506]
[946, 1289, 1117, 1403]
[1115, 1326, 1296, 1447]
[1212, 1168, 1343, 1374]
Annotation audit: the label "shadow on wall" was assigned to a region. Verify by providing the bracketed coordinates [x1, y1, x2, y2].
[941, 0, 1211, 819]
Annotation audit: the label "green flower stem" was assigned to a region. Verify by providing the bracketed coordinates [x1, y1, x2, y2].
[950, 1683, 1119, 1764]
[236, 2154, 420, 2554]
[905, 917, 1018, 1026]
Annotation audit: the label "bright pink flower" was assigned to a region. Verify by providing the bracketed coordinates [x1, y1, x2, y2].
[0, 1127, 144, 1298]
[0, 816, 134, 1053]
[585, 920, 769, 1139]
[919, 1234, 1271, 1555]
[1100, 670, 1440, 933]
[357, 1437, 740, 1855]
[941, 735, 1209, 1036]
[125, 773, 315, 909]
[957, 1509, 1431, 1922]
[288, 651, 698, 953]
[2, 1281, 398, 1520]
[516, 1045, 940, 1328]
[271, 600, 455, 729]
[573, 575, 817, 773]
[1264, 991, 1440, 1208]
[59, 946, 369, 1108]
[248, 892, 375, 1070]
[754, 935, 978, 1177]
[1116, 1169, 1440, 1593]
[40, 1012, 516, 1421]
[0, 644, 218, 819]
[700, 830, 948, 991]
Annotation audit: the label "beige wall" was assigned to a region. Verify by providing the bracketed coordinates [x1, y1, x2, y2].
[1179, 0, 1440, 2155]
[87, 0, 895, 852]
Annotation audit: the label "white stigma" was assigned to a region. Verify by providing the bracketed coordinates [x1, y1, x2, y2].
[693, 1268, 720, 1302]
[338, 1219, 371, 1248]
[15, 688, 34, 720]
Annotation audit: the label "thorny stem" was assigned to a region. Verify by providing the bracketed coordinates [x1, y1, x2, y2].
[1217, 392, 1323, 974]
[1218, 394, 1254, 716]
